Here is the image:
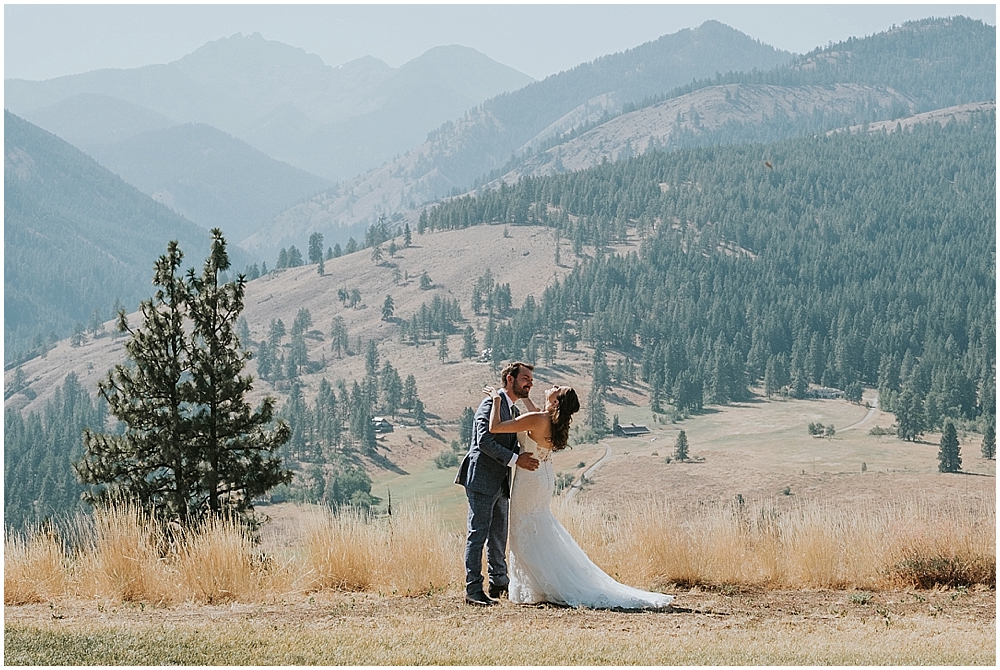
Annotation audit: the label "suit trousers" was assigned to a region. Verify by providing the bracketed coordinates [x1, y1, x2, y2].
[464, 486, 510, 595]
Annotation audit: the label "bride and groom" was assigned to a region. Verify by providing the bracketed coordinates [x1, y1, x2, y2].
[455, 361, 673, 610]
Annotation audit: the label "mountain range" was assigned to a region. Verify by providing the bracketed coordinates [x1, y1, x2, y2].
[5, 32, 534, 184]
[4, 15, 995, 530]
[263, 16, 993, 257]
[4, 16, 994, 367]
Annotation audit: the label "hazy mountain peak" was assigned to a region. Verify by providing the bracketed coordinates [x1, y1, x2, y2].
[335, 55, 393, 73]
[174, 31, 327, 73]
[394, 44, 534, 98]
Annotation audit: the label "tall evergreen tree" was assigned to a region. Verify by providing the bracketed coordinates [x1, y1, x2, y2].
[187, 230, 292, 517]
[76, 241, 199, 520]
[438, 332, 449, 362]
[462, 325, 477, 359]
[937, 420, 961, 473]
[895, 384, 925, 442]
[76, 232, 291, 525]
[673, 430, 690, 461]
[308, 232, 324, 264]
[982, 421, 996, 460]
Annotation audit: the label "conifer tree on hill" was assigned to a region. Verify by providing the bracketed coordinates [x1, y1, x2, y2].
[982, 421, 996, 460]
[937, 420, 962, 473]
[75, 230, 291, 526]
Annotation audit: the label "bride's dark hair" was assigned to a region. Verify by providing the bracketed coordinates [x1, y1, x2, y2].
[550, 388, 580, 451]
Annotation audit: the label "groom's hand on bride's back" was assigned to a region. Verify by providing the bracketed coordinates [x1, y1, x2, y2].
[516, 452, 540, 471]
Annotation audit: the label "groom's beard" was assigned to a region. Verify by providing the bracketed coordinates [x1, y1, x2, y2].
[511, 381, 531, 399]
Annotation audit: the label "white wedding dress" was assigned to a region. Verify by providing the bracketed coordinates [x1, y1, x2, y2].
[507, 432, 674, 610]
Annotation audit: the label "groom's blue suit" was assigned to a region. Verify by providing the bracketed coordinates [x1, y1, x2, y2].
[455, 390, 520, 596]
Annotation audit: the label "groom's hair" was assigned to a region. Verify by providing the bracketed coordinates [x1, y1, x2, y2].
[500, 361, 533, 387]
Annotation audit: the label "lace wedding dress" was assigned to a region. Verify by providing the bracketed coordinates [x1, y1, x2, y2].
[507, 432, 673, 610]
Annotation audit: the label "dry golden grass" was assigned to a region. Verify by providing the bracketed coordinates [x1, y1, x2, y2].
[5, 495, 995, 665]
[6, 492, 994, 609]
[3, 530, 67, 605]
[171, 516, 271, 604]
[72, 502, 171, 604]
[557, 493, 995, 591]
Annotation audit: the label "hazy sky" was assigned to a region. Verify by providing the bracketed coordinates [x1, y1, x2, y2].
[5, 3, 996, 82]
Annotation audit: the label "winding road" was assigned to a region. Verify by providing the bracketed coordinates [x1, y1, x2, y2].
[564, 441, 613, 501]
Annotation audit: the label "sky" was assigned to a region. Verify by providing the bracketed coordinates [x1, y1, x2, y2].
[4, 3, 997, 82]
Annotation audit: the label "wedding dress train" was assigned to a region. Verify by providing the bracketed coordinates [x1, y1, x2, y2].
[507, 432, 673, 610]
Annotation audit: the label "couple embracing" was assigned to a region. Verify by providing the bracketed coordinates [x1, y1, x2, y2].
[455, 361, 674, 610]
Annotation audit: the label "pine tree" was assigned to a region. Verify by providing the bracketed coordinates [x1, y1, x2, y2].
[382, 295, 395, 322]
[76, 241, 200, 520]
[402, 374, 418, 410]
[308, 232, 324, 264]
[330, 316, 349, 358]
[587, 377, 608, 435]
[413, 398, 427, 426]
[365, 340, 379, 377]
[460, 406, 475, 446]
[75, 233, 291, 525]
[673, 430, 689, 461]
[462, 325, 477, 359]
[937, 420, 961, 472]
[184, 231, 292, 519]
[982, 421, 996, 459]
[895, 384, 925, 441]
[438, 332, 449, 362]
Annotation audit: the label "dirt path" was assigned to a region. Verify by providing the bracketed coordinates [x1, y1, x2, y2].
[565, 441, 613, 501]
[840, 394, 880, 432]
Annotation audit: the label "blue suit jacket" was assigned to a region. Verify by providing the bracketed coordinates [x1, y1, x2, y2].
[455, 392, 520, 497]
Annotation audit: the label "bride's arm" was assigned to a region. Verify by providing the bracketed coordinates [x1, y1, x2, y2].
[485, 388, 546, 435]
[521, 394, 540, 413]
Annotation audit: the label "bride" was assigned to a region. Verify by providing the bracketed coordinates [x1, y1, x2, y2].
[484, 383, 673, 610]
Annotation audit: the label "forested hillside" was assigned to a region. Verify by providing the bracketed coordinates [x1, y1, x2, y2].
[4, 374, 100, 529]
[423, 114, 996, 432]
[3, 112, 245, 364]
[688, 15, 994, 109]
[488, 16, 995, 188]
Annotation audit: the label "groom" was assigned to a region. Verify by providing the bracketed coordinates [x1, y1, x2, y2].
[455, 361, 539, 606]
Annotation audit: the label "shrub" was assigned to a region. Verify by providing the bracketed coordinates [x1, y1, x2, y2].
[434, 450, 460, 469]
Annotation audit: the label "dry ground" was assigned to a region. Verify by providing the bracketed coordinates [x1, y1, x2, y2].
[5, 586, 994, 665]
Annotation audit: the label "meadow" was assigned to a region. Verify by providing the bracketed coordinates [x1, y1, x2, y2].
[5, 392, 995, 664]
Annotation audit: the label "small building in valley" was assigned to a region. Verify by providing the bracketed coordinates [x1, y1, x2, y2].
[806, 387, 844, 400]
[614, 422, 650, 438]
